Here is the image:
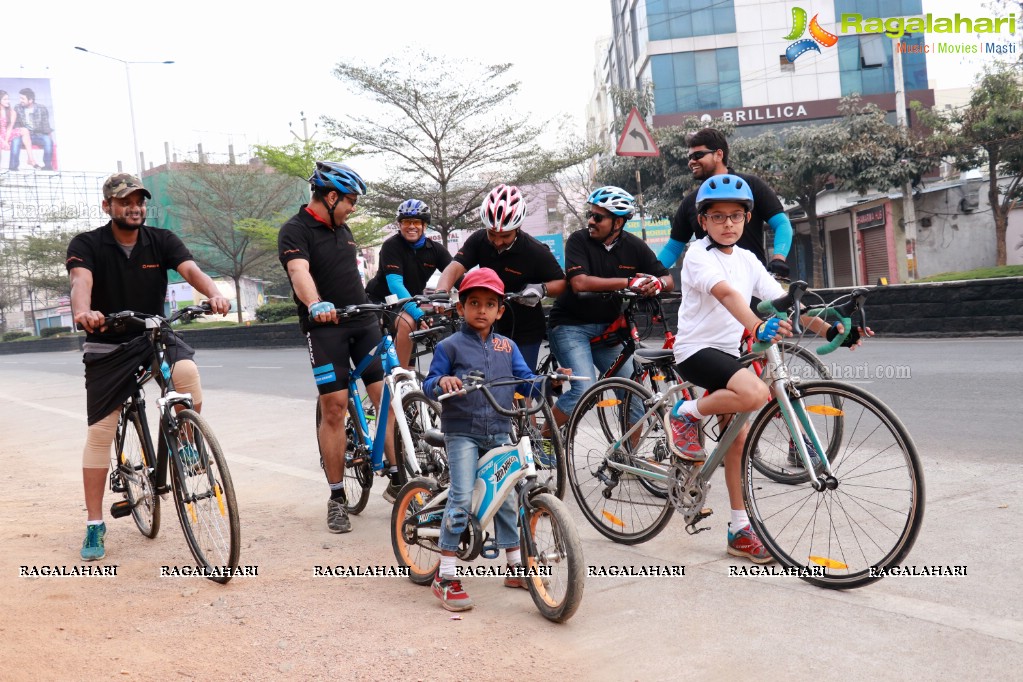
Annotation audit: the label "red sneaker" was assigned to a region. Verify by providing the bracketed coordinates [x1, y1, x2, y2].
[432, 572, 474, 611]
[665, 410, 706, 461]
[727, 525, 775, 565]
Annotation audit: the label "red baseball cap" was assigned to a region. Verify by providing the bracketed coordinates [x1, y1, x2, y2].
[459, 267, 505, 297]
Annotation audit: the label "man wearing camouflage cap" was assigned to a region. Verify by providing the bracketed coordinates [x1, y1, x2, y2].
[65, 172, 230, 561]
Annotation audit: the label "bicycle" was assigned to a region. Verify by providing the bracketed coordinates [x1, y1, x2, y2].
[391, 372, 587, 623]
[565, 282, 924, 589]
[105, 304, 240, 583]
[314, 297, 448, 514]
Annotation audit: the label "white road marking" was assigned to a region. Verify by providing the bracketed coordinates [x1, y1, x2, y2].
[246, 366, 282, 370]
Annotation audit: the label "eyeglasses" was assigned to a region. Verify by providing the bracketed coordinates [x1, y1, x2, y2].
[688, 149, 716, 162]
[586, 211, 610, 223]
[399, 218, 424, 228]
[703, 211, 747, 225]
[343, 194, 358, 206]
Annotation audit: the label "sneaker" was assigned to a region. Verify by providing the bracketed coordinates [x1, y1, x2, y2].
[786, 435, 821, 469]
[665, 408, 706, 461]
[504, 564, 530, 590]
[535, 438, 556, 469]
[80, 522, 106, 561]
[432, 572, 474, 611]
[382, 476, 402, 504]
[727, 524, 775, 565]
[326, 498, 352, 533]
[179, 444, 205, 475]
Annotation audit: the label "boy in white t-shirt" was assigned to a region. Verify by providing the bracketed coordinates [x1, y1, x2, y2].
[667, 174, 858, 564]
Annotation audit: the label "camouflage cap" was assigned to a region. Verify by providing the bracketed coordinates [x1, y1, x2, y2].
[102, 173, 152, 200]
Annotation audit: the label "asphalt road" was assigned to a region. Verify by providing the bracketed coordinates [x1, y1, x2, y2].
[2, 336, 1021, 679]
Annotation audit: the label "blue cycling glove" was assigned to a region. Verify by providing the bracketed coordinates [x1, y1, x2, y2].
[755, 318, 781, 342]
[309, 300, 335, 317]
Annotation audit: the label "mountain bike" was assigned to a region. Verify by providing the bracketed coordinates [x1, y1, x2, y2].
[105, 304, 240, 583]
[391, 372, 587, 622]
[565, 282, 924, 589]
[314, 298, 447, 514]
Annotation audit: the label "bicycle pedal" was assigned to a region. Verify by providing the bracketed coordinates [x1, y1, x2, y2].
[109, 500, 133, 518]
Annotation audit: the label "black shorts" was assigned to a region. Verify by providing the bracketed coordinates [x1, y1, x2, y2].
[305, 318, 384, 395]
[676, 347, 745, 394]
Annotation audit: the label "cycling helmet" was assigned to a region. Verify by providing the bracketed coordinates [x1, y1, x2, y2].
[695, 174, 753, 213]
[479, 184, 526, 232]
[308, 161, 367, 196]
[396, 199, 431, 224]
[586, 186, 635, 217]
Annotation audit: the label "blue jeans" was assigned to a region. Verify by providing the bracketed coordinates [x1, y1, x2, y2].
[548, 322, 638, 416]
[517, 340, 541, 373]
[9, 132, 53, 170]
[439, 432, 519, 552]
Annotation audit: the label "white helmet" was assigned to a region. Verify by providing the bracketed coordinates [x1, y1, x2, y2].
[479, 184, 526, 232]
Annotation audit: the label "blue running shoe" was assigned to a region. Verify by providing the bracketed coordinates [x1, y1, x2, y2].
[80, 522, 106, 561]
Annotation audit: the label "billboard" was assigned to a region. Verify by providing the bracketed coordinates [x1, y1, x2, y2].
[0, 77, 58, 171]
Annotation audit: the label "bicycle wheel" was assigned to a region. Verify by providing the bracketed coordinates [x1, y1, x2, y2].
[391, 478, 443, 585]
[315, 400, 372, 514]
[521, 493, 585, 623]
[170, 409, 241, 583]
[514, 397, 567, 499]
[746, 343, 840, 485]
[743, 381, 924, 589]
[398, 391, 447, 485]
[113, 405, 160, 538]
[566, 377, 674, 544]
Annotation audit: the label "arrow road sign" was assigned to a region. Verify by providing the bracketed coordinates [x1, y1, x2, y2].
[616, 107, 660, 157]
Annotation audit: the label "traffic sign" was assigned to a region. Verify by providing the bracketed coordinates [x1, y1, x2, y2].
[615, 107, 660, 157]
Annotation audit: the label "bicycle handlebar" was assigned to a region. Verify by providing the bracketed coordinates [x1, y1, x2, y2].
[754, 280, 869, 356]
[82, 303, 211, 333]
[437, 372, 587, 417]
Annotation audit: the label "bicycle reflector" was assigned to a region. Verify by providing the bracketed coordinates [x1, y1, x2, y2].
[809, 555, 849, 570]
[806, 405, 844, 416]
[597, 398, 622, 408]
[601, 510, 626, 528]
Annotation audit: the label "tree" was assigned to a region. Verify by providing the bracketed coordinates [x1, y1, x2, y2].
[22, 231, 77, 298]
[167, 163, 305, 322]
[324, 52, 590, 247]
[915, 61, 1023, 266]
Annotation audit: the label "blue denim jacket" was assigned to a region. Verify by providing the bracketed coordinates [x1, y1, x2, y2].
[423, 323, 541, 436]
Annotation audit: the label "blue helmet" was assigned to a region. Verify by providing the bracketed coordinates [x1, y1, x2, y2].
[308, 161, 367, 196]
[695, 174, 753, 213]
[397, 199, 431, 224]
[587, 186, 635, 217]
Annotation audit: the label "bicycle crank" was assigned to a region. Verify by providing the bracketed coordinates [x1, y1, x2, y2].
[667, 463, 713, 534]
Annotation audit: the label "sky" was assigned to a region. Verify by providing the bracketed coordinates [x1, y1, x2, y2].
[0, 0, 1000, 183]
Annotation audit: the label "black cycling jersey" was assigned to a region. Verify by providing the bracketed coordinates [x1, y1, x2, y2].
[365, 232, 452, 302]
[453, 229, 564, 344]
[548, 228, 667, 328]
[671, 170, 784, 265]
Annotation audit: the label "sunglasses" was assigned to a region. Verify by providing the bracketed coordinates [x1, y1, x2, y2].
[586, 211, 611, 223]
[688, 149, 716, 162]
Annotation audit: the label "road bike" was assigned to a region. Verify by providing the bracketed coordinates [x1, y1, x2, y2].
[391, 372, 586, 622]
[105, 304, 240, 583]
[314, 298, 447, 513]
[565, 282, 924, 588]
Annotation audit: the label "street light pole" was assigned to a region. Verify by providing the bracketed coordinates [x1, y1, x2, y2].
[74, 46, 174, 176]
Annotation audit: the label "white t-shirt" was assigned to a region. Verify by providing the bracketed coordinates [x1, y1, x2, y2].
[673, 237, 786, 363]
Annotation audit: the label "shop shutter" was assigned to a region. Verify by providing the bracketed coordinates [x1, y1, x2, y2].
[861, 226, 889, 285]
[830, 228, 853, 287]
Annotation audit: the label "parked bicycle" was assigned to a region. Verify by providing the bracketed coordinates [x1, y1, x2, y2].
[315, 297, 448, 513]
[106, 304, 240, 583]
[565, 282, 924, 589]
[391, 372, 586, 622]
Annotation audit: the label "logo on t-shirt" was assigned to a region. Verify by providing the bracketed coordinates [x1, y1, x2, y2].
[492, 337, 513, 353]
[141, 263, 160, 269]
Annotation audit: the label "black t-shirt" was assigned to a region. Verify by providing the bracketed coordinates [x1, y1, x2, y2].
[365, 232, 452, 302]
[278, 205, 371, 332]
[453, 230, 565, 343]
[671, 170, 784, 265]
[548, 228, 667, 328]
[65, 222, 192, 344]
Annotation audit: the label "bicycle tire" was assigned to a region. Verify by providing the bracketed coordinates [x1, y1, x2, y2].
[170, 409, 241, 583]
[744, 342, 840, 485]
[743, 381, 925, 589]
[315, 400, 373, 514]
[113, 404, 160, 539]
[398, 391, 447, 485]
[566, 377, 674, 544]
[521, 493, 585, 623]
[391, 477, 443, 585]
[513, 397, 567, 499]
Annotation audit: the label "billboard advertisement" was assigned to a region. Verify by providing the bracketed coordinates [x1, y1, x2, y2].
[0, 77, 58, 172]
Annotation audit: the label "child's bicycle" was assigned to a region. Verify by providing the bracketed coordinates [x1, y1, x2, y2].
[104, 304, 241, 583]
[565, 282, 925, 589]
[314, 297, 448, 513]
[390, 372, 587, 623]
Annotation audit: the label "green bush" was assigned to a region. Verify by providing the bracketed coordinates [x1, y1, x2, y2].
[40, 326, 72, 338]
[255, 301, 298, 323]
[2, 330, 32, 342]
